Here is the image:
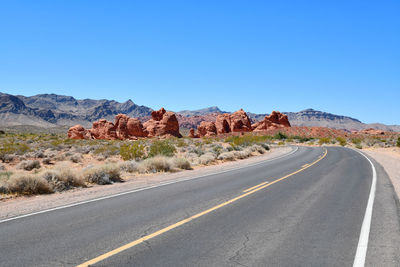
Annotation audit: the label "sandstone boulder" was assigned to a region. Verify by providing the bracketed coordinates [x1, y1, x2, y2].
[215, 114, 231, 134]
[114, 114, 147, 139]
[143, 108, 182, 137]
[252, 111, 291, 131]
[358, 128, 385, 135]
[90, 119, 117, 139]
[188, 128, 199, 138]
[229, 109, 252, 132]
[68, 125, 91, 139]
[198, 121, 217, 137]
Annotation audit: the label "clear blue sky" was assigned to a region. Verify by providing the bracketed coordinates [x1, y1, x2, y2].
[1, 1, 399, 124]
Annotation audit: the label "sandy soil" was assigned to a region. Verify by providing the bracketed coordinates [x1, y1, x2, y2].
[364, 147, 400, 199]
[0, 146, 292, 220]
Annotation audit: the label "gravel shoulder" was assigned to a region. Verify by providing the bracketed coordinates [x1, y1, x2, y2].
[0, 146, 292, 220]
[364, 147, 400, 199]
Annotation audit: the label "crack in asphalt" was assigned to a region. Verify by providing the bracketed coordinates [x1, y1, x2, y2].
[228, 233, 251, 267]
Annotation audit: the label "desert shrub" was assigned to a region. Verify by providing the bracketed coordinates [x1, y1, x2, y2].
[70, 153, 83, 163]
[0, 163, 4, 171]
[225, 135, 272, 147]
[176, 139, 188, 147]
[274, 132, 288, 140]
[120, 142, 145, 161]
[0, 142, 30, 156]
[16, 160, 41, 171]
[234, 149, 252, 159]
[277, 141, 285, 145]
[119, 160, 139, 173]
[93, 144, 120, 156]
[292, 136, 312, 143]
[7, 172, 52, 194]
[170, 157, 192, 170]
[148, 140, 176, 157]
[351, 138, 362, 145]
[33, 151, 45, 158]
[41, 168, 84, 191]
[199, 153, 216, 165]
[217, 151, 236, 161]
[83, 164, 122, 185]
[336, 137, 347, 146]
[318, 137, 331, 145]
[355, 144, 363, 149]
[42, 158, 52, 165]
[1, 154, 15, 163]
[250, 144, 267, 154]
[397, 137, 400, 147]
[138, 156, 171, 173]
[261, 143, 270, 150]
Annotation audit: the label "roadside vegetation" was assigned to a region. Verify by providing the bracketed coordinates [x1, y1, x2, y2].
[0, 130, 398, 197]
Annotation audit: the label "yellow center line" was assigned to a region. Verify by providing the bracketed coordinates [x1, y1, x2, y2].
[77, 148, 328, 267]
[302, 163, 309, 168]
[242, 181, 270, 192]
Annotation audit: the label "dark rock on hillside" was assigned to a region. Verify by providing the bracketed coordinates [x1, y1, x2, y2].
[0, 92, 153, 127]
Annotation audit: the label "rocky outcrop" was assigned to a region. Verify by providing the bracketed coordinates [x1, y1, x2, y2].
[252, 111, 291, 131]
[195, 110, 290, 137]
[143, 108, 182, 138]
[197, 121, 217, 137]
[90, 119, 117, 139]
[214, 109, 252, 135]
[67, 125, 91, 139]
[67, 108, 181, 140]
[357, 128, 385, 135]
[114, 114, 148, 139]
[197, 109, 267, 137]
[188, 128, 198, 138]
[229, 109, 252, 132]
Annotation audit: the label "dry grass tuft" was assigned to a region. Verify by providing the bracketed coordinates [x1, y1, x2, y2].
[138, 156, 171, 173]
[170, 157, 192, 170]
[119, 160, 139, 173]
[41, 168, 85, 191]
[7, 172, 52, 194]
[16, 160, 41, 171]
[83, 164, 123, 185]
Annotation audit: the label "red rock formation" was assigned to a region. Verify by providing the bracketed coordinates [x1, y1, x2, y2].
[252, 111, 291, 131]
[215, 114, 231, 134]
[197, 121, 217, 137]
[114, 114, 147, 139]
[90, 119, 117, 139]
[358, 128, 385, 135]
[143, 108, 182, 137]
[229, 109, 252, 132]
[67, 125, 91, 139]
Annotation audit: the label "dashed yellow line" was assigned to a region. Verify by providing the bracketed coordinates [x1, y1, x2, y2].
[77, 148, 328, 267]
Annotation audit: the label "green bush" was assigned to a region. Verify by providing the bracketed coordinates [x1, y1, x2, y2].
[336, 137, 347, 146]
[274, 132, 287, 140]
[148, 140, 176, 157]
[224, 135, 272, 147]
[351, 138, 362, 145]
[120, 142, 145, 161]
[397, 137, 400, 147]
[318, 137, 331, 145]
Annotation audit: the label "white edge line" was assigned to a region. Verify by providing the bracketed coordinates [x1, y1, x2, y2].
[352, 149, 377, 267]
[0, 146, 300, 224]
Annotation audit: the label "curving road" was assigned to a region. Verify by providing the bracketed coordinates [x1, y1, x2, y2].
[0, 146, 399, 266]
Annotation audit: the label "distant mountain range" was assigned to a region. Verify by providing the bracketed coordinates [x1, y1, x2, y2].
[1, 92, 399, 132]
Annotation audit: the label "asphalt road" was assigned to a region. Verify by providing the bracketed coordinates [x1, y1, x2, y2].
[0, 146, 399, 266]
